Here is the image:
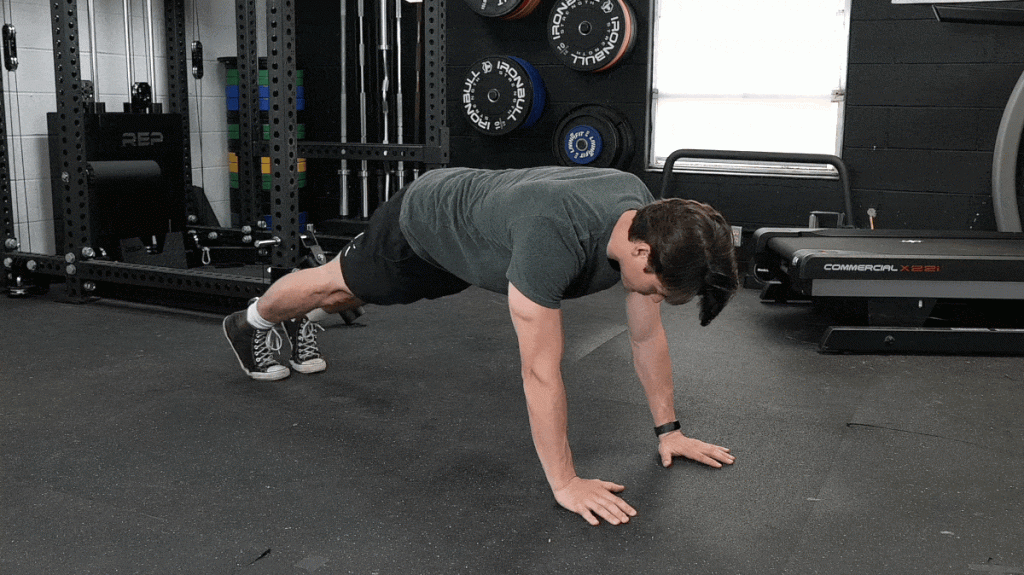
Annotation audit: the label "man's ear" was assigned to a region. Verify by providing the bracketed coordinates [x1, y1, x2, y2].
[631, 241, 651, 258]
[632, 241, 656, 274]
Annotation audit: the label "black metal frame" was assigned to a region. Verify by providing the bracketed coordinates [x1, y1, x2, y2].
[660, 149, 855, 229]
[265, 0, 299, 264]
[165, 0, 195, 205]
[0, 46, 11, 255]
[236, 0, 263, 228]
[1, 0, 448, 312]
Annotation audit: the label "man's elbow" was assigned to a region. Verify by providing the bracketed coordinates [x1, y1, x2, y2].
[630, 324, 667, 348]
[521, 364, 560, 388]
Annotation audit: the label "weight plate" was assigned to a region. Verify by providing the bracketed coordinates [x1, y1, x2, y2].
[461, 56, 546, 136]
[463, 0, 523, 18]
[547, 0, 635, 72]
[609, 106, 636, 168]
[502, 0, 542, 20]
[553, 104, 635, 169]
[510, 56, 547, 128]
[596, 104, 635, 169]
[563, 125, 604, 165]
[596, 0, 637, 72]
[554, 108, 620, 168]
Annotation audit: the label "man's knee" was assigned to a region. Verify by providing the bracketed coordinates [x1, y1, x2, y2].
[321, 293, 363, 312]
[308, 263, 359, 307]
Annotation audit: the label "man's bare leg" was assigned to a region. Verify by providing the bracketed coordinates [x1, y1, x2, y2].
[255, 255, 365, 323]
[224, 255, 363, 380]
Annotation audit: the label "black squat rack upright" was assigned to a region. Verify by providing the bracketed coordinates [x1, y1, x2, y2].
[0, 0, 448, 313]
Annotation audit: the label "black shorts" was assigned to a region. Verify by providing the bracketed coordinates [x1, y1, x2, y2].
[340, 189, 471, 305]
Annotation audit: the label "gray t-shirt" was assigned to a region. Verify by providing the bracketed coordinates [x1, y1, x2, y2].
[399, 166, 655, 309]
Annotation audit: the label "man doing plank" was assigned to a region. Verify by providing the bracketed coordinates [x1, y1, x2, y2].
[224, 166, 739, 525]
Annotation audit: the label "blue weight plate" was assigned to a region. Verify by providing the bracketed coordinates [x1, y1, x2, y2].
[564, 124, 603, 164]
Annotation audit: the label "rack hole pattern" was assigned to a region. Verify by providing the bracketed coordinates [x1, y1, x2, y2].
[267, 0, 300, 264]
[51, 0, 90, 298]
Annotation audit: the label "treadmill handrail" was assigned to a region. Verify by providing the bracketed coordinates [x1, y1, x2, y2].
[659, 149, 856, 229]
[992, 67, 1024, 233]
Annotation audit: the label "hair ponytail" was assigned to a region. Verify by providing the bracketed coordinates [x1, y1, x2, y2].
[698, 270, 739, 326]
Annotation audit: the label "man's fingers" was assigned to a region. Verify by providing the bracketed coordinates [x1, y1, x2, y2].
[709, 447, 736, 465]
[694, 448, 734, 467]
[599, 480, 626, 493]
[558, 479, 637, 526]
[597, 483, 637, 519]
[596, 509, 625, 525]
[590, 498, 633, 526]
[660, 438, 737, 468]
[602, 490, 638, 522]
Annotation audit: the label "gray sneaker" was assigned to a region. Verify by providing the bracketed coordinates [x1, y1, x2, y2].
[223, 310, 290, 381]
[283, 316, 327, 373]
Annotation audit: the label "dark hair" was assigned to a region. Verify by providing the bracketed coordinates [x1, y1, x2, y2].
[628, 199, 739, 326]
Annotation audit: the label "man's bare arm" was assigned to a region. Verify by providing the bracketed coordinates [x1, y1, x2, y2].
[508, 283, 636, 526]
[625, 291, 736, 468]
[625, 291, 676, 426]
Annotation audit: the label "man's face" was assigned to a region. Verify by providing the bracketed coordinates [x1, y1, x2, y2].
[620, 241, 668, 303]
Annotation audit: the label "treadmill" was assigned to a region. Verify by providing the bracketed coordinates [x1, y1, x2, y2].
[661, 149, 1024, 354]
[752, 228, 1024, 353]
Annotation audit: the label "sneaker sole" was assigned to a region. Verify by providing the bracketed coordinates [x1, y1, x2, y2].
[223, 316, 291, 381]
[290, 359, 327, 374]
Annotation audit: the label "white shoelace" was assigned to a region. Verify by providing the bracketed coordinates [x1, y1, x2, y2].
[295, 320, 325, 361]
[253, 327, 284, 368]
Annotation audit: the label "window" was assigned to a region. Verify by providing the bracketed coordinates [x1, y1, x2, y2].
[650, 0, 850, 176]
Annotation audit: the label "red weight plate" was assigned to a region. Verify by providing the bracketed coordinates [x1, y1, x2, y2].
[595, 0, 636, 72]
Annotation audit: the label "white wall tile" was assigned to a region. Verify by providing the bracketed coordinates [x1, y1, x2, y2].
[8, 176, 50, 221]
[16, 219, 55, 255]
[4, 49, 56, 96]
[5, 0, 261, 257]
[6, 90, 55, 138]
[6, 135, 51, 184]
[207, 198, 230, 228]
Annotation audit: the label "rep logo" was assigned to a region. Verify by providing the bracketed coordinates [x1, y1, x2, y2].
[121, 132, 164, 147]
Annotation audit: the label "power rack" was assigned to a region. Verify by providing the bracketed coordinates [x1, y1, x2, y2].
[1, 0, 448, 313]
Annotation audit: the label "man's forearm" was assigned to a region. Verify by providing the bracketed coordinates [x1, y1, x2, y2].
[508, 283, 577, 492]
[632, 329, 677, 427]
[625, 293, 678, 428]
[522, 371, 577, 491]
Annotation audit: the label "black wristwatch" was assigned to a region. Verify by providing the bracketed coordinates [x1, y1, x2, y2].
[654, 420, 681, 437]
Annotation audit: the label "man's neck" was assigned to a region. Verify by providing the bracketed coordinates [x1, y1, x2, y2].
[606, 210, 637, 263]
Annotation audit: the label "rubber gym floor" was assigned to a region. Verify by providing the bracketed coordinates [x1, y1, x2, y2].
[1, 283, 1021, 574]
